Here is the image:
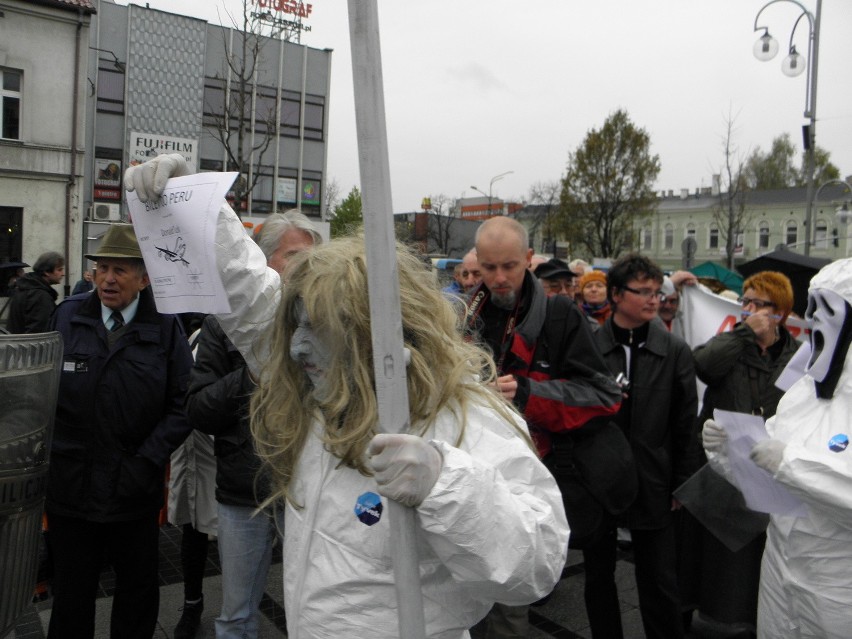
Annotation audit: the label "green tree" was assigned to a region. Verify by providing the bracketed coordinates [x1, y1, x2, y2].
[806, 146, 841, 186]
[330, 186, 363, 237]
[745, 134, 798, 189]
[746, 133, 840, 189]
[557, 110, 660, 258]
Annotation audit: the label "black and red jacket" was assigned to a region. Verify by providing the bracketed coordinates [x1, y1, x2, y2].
[465, 272, 622, 457]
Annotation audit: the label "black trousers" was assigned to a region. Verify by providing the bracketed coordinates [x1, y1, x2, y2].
[582, 521, 684, 639]
[46, 511, 160, 639]
[181, 523, 209, 602]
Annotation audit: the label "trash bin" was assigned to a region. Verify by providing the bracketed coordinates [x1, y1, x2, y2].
[0, 332, 62, 637]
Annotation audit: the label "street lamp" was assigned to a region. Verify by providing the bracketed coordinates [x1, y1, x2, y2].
[815, 179, 852, 224]
[753, 0, 822, 256]
[470, 170, 513, 217]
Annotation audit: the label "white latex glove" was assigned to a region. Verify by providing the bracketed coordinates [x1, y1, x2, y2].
[367, 433, 443, 508]
[702, 419, 727, 453]
[750, 439, 786, 475]
[124, 153, 190, 203]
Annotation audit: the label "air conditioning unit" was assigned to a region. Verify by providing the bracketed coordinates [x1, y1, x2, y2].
[93, 203, 121, 222]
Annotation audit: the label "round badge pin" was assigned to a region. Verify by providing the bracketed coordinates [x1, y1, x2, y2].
[828, 434, 849, 453]
[354, 491, 383, 526]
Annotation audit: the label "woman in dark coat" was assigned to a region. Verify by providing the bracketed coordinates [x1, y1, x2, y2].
[681, 271, 800, 637]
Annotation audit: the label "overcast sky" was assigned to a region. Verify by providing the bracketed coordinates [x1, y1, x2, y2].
[125, 0, 852, 212]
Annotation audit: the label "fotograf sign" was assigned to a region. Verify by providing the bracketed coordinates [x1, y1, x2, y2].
[256, 0, 313, 19]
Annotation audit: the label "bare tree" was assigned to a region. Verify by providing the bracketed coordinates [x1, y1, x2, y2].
[425, 194, 464, 256]
[526, 180, 561, 253]
[204, 0, 301, 217]
[712, 114, 751, 270]
[322, 177, 341, 220]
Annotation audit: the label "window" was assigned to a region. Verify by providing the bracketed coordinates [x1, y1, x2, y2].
[1, 69, 22, 140]
[303, 96, 325, 141]
[786, 221, 798, 247]
[203, 80, 225, 119]
[709, 226, 719, 249]
[96, 65, 124, 114]
[758, 223, 770, 249]
[815, 220, 828, 249]
[642, 226, 652, 250]
[254, 91, 277, 132]
[664, 224, 673, 250]
[686, 224, 696, 239]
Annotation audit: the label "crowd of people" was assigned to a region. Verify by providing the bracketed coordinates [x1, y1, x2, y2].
[3, 151, 851, 639]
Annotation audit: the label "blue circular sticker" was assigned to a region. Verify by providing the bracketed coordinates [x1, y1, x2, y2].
[354, 491, 383, 526]
[828, 434, 849, 453]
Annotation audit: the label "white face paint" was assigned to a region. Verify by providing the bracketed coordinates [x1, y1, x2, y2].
[805, 288, 848, 382]
[289, 300, 332, 398]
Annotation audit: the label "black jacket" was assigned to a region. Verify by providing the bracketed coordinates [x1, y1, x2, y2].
[694, 322, 799, 425]
[594, 317, 700, 529]
[7, 272, 58, 333]
[185, 315, 265, 507]
[46, 288, 193, 521]
[465, 272, 622, 457]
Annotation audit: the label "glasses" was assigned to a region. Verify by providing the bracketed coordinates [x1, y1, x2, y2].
[622, 285, 664, 301]
[544, 280, 576, 294]
[738, 297, 775, 310]
[660, 296, 679, 306]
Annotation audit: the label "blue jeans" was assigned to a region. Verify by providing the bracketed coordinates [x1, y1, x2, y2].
[215, 503, 279, 639]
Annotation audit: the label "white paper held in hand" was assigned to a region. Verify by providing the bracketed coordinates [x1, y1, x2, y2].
[126, 172, 238, 315]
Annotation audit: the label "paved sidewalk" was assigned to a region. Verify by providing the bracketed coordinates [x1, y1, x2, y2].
[7, 524, 731, 638]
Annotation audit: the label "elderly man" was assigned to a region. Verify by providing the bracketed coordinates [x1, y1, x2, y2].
[45, 224, 193, 638]
[460, 248, 482, 293]
[534, 257, 577, 298]
[7, 251, 65, 333]
[183, 210, 322, 639]
[466, 216, 623, 638]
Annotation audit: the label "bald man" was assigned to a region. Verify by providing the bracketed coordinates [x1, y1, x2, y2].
[465, 217, 622, 638]
[460, 248, 482, 293]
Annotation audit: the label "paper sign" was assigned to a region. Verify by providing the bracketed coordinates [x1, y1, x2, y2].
[713, 409, 807, 517]
[126, 172, 238, 314]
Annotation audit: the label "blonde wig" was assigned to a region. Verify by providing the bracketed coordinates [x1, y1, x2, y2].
[250, 235, 528, 507]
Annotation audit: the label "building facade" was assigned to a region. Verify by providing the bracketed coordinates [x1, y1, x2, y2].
[517, 182, 852, 271]
[641, 184, 851, 271]
[85, 0, 332, 263]
[0, 0, 95, 295]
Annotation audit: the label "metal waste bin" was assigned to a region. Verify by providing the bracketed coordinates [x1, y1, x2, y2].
[0, 332, 62, 637]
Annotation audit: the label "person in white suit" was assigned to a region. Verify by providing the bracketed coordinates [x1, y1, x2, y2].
[703, 257, 852, 639]
[125, 155, 569, 638]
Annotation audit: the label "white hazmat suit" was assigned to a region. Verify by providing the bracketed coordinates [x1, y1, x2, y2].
[708, 257, 852, 639]
[124, 155, 570, 638]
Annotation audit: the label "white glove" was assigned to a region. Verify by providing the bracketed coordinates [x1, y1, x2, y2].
[702, 419, 727, 453]
[367, 433, 443, 508]
[750, 439, 786, 475]
[124, 153, 190, 202]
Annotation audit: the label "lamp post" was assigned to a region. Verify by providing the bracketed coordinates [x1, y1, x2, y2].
[471, 170, 513, 217]
[753, 0, 821, 257]
[815, 178, 852, 255]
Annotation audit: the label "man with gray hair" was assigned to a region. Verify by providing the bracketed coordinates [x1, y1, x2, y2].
[181, 209, 322, 639]
[46, 224, 192, 638]
[7, 250, 65, 333]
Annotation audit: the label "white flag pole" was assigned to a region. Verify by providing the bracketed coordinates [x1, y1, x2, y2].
[347, 2, 427, 637]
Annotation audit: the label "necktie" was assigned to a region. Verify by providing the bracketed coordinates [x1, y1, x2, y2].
[110, 311, 124, 332]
